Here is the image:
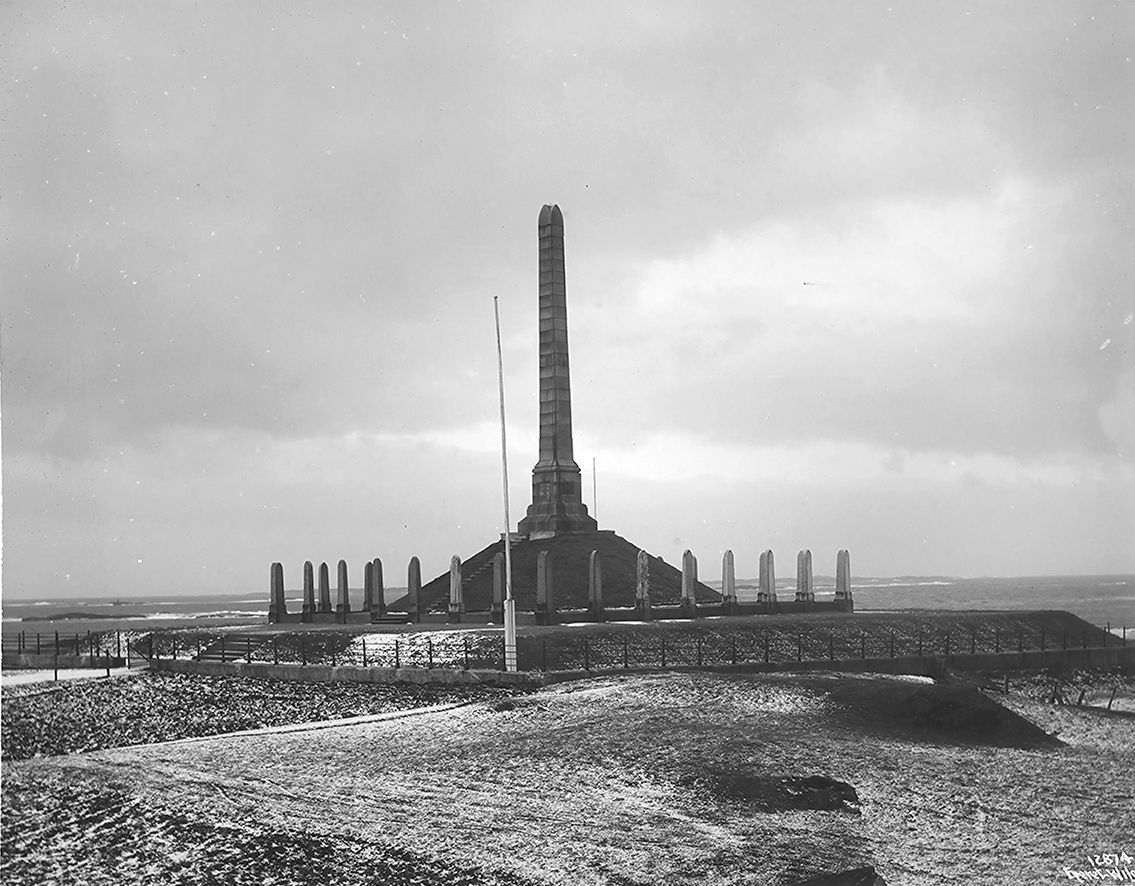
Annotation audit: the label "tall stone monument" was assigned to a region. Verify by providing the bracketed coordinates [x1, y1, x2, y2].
[517, 204, 598, 536]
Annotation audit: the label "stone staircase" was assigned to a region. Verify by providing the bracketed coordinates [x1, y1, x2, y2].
[370, 612, 411, 625]
[195, 633, 269, 663]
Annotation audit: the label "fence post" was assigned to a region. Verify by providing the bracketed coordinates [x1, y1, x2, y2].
[463, 637, 469, 671]
[971, 632, 976, 655]
[220, 635, 225, 663]
[661, 637, 666, 668]
[797, 634, 802, 662]
[116, 631, 121, 660]
[622, 637, 628, 669]
[274, 637, 279, 665]
[55, 631, 60, 657]
[764, 635, 770, 664]
[148, 634, 154, 663]
[500, 636, 506, 671]
[394, 640, 400, 669]
[37, 633, 41, 655]
[427, 638, 433, 669]
[105, 638, 110, 678]
[696, 636, 702, 667]
[90, 631, 95, 667]
[731, 636, 737, 665]
[944, 634, 950, 656]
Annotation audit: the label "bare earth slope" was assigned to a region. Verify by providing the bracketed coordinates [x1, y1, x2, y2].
[3, 672, 1132, 885]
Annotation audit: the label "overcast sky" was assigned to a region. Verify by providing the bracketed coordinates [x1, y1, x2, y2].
[2, 2, 1133, 600]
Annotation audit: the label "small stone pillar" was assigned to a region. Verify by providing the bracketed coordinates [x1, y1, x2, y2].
[758, 550, 775, 606]
[318, 562, 332, 613]
[535, 550, 556, 626]
[372, 558, 386, 616]
[302, 561, 315, 622]
[363, 561, 374, 612]
[635, 549, 652, 621]
[835, 549, 853, 609]
[447, 555, 464, 623]
[588, 550, 603, 622]
[269, 562, 285, 622]
[795, 550, 814, 603]
[722, 550, 737, 615]
[490, 552, 505, 624]
[336, 559, 351, 620]
[680, 549, 698, 617]
[407, 556, 422, 623]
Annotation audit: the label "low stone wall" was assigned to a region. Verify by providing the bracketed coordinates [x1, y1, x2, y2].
[2, 653, 127, 670]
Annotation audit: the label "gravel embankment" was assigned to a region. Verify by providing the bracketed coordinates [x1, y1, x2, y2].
[1, 672, 526, 761]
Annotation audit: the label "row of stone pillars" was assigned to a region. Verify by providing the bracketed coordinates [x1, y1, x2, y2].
[270, 548, 852, 624]
[439, 546, 853, 626]
[269, 559, 390, 623]
[270, 557, 438, 624]
[721, 548, 853, 606]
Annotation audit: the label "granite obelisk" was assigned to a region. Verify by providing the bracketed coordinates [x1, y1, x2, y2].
[518, 204, 597, 535]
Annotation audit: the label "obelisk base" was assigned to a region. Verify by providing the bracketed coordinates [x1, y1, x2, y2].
[517, 463, 597, 535]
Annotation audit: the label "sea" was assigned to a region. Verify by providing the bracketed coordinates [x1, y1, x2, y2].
[3, 575, 1134, 633]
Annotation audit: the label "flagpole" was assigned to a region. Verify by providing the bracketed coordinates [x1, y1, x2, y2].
[494, 297, 518, 672]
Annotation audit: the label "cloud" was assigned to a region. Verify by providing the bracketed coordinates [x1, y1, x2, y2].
[569, 173, 1123, 460]
[2, 1, 1132, 597]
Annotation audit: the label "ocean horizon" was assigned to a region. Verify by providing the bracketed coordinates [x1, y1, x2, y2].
[2, 573, 1132, 630]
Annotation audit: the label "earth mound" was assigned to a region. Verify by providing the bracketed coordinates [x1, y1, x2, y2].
[678, 767, 861, 813]
[823, 675, 1061, 748]
[411, 529, 720, 613]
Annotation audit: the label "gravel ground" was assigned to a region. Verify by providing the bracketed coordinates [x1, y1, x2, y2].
[4, 670, 1132, 885]
[1, 672, 526, 761]
[1, 765, 536, 886]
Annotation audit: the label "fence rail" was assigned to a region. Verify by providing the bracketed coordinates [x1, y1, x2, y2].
[7, 620, 1122, 674]
[1, 630, 128, 663]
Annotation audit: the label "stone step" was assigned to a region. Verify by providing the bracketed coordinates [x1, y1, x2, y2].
[370, 613, 411, 625]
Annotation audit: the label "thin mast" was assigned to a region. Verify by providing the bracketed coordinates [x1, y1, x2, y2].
[494, 296, 517, 672]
